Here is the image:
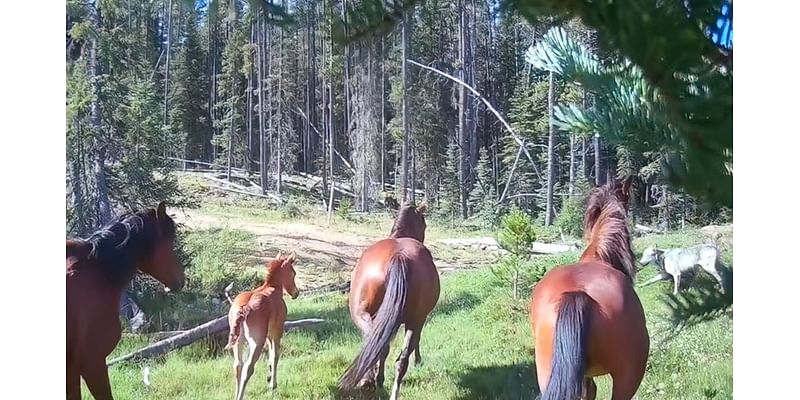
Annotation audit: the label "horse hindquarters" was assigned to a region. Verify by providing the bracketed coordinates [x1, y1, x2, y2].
[540, 291, 592, 400]
[339, 254, 410, 390]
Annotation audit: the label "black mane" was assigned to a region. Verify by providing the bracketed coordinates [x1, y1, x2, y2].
[389, 205, 424, 241]
[83, 208, 175, 287]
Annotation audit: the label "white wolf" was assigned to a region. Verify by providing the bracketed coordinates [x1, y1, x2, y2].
[639, 244, 726, 295]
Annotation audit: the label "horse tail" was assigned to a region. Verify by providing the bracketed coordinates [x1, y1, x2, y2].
[338, 253, 409, 390]
[224, 305, 249, 350]
[541, 291, 592, 400]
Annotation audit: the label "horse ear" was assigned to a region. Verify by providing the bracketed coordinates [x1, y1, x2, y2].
[156, 201, 168, 218]
[416, 203, 428, 216]
[276, 251, 283, 260]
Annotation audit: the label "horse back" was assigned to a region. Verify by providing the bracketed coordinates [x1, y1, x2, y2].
[350, 238, 440, 321]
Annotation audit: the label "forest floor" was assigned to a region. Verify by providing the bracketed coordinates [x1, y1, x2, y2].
[91, 179, 732, 400]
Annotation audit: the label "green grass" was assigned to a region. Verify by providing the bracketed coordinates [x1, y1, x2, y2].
[93, 229, 732, 400]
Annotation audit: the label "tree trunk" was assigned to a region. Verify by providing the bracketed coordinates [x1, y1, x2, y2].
[594, 133, 602, 186]
[107, 317, 324, 366]
[342, 0, 351, 170]
[321, 47, 328, 195]
[163, 0, 172, 133]
[275, 6, 283, 193]
[380, 36, 386, 193]
[258, 15, 268, 193]
[457, 0, 468, 217]
[89, 2, 112, 226]
[545, 71, 556, 226]
[569, 133, 575, 197]
[400, 11, 412, 203]
[327, 7, 336, 222]
[247, 23, 255, 172]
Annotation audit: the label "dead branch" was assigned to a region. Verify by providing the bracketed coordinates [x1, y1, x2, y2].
[212, 186, 283, 204]
[293, 106, 357, 174]
[439, 237, 578, 254]
[407, 59, 543, 181]
[107, 317, 325, 367]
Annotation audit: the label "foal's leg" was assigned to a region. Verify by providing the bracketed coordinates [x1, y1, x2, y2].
[390, 328, 420, 400]
[231, 339, 244, 392]
[82, 356, 114, 400]
[236, 322, 266, 400]
[268, 334, 282, 391]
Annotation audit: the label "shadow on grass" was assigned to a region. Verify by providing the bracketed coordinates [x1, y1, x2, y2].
[455, 362, 539, 400]
[289, 297, 360, 343]
[328, 384, 390, 400]
[432, 292, 482, 317]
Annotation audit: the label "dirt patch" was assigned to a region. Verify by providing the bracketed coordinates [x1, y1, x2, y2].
[173, 209, 378, 290]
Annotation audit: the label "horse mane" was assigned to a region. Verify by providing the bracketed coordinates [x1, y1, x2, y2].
[262, 258, 286, 288]
[81, 207, 176, 287]
[389, 205, 421, 240]
[581, 185, 636, 280]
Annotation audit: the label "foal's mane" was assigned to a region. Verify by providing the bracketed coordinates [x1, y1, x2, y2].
[581, 184, 636, 280]
[262, 257, 288, 288]
[389, 205, 423, 240]
[82, 207, 176, 286]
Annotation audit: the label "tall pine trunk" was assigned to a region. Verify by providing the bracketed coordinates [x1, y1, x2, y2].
[545, 71, 556, 226]
[400, 11, 411, 203]
[163, 0, 172, 134]
[457, 0, 468, 217]
[258, 15, 268, 193]
[327, 12, 336, 221]
[275, 5, 283, 193]
[89, 2, 112, 226]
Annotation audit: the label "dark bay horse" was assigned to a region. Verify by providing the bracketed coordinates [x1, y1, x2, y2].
[338, 203, 440, 400]
[66, 202, 185, 400]
[529, 177, 649, 400]
[224, 253, 300, 400]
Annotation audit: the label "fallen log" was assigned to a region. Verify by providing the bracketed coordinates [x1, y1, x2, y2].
[439, 237, 578, 254]
[634, 224, 663, 234]
[107, 317, 324, 367]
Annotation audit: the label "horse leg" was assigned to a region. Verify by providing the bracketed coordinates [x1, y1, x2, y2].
[610, 374, 641, 400]
[353, 309, 378, 387]
[66, 364, 81, 400]
[582, 378, 597, 400]
[268, 335, 282, 391]
[231, 339, 244, 391]
[376, 344, 390, 388]
[413, 322, 425, 367]
[236, 323, 266, 400]
[82, 357, 114, 400]
[390, 328, 419, 400]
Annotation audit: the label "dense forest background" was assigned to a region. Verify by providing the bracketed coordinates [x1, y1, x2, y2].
[66, 0, 733, 237]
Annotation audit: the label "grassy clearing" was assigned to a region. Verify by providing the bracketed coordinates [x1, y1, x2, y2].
[94, 228, 732, 400]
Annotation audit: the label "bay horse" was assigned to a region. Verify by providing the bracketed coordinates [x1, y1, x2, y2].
[66, 202, 185, 400]
[224, 253, 299, 400]
[529, 177, 649, 400]
[338, 203, 440, 400]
